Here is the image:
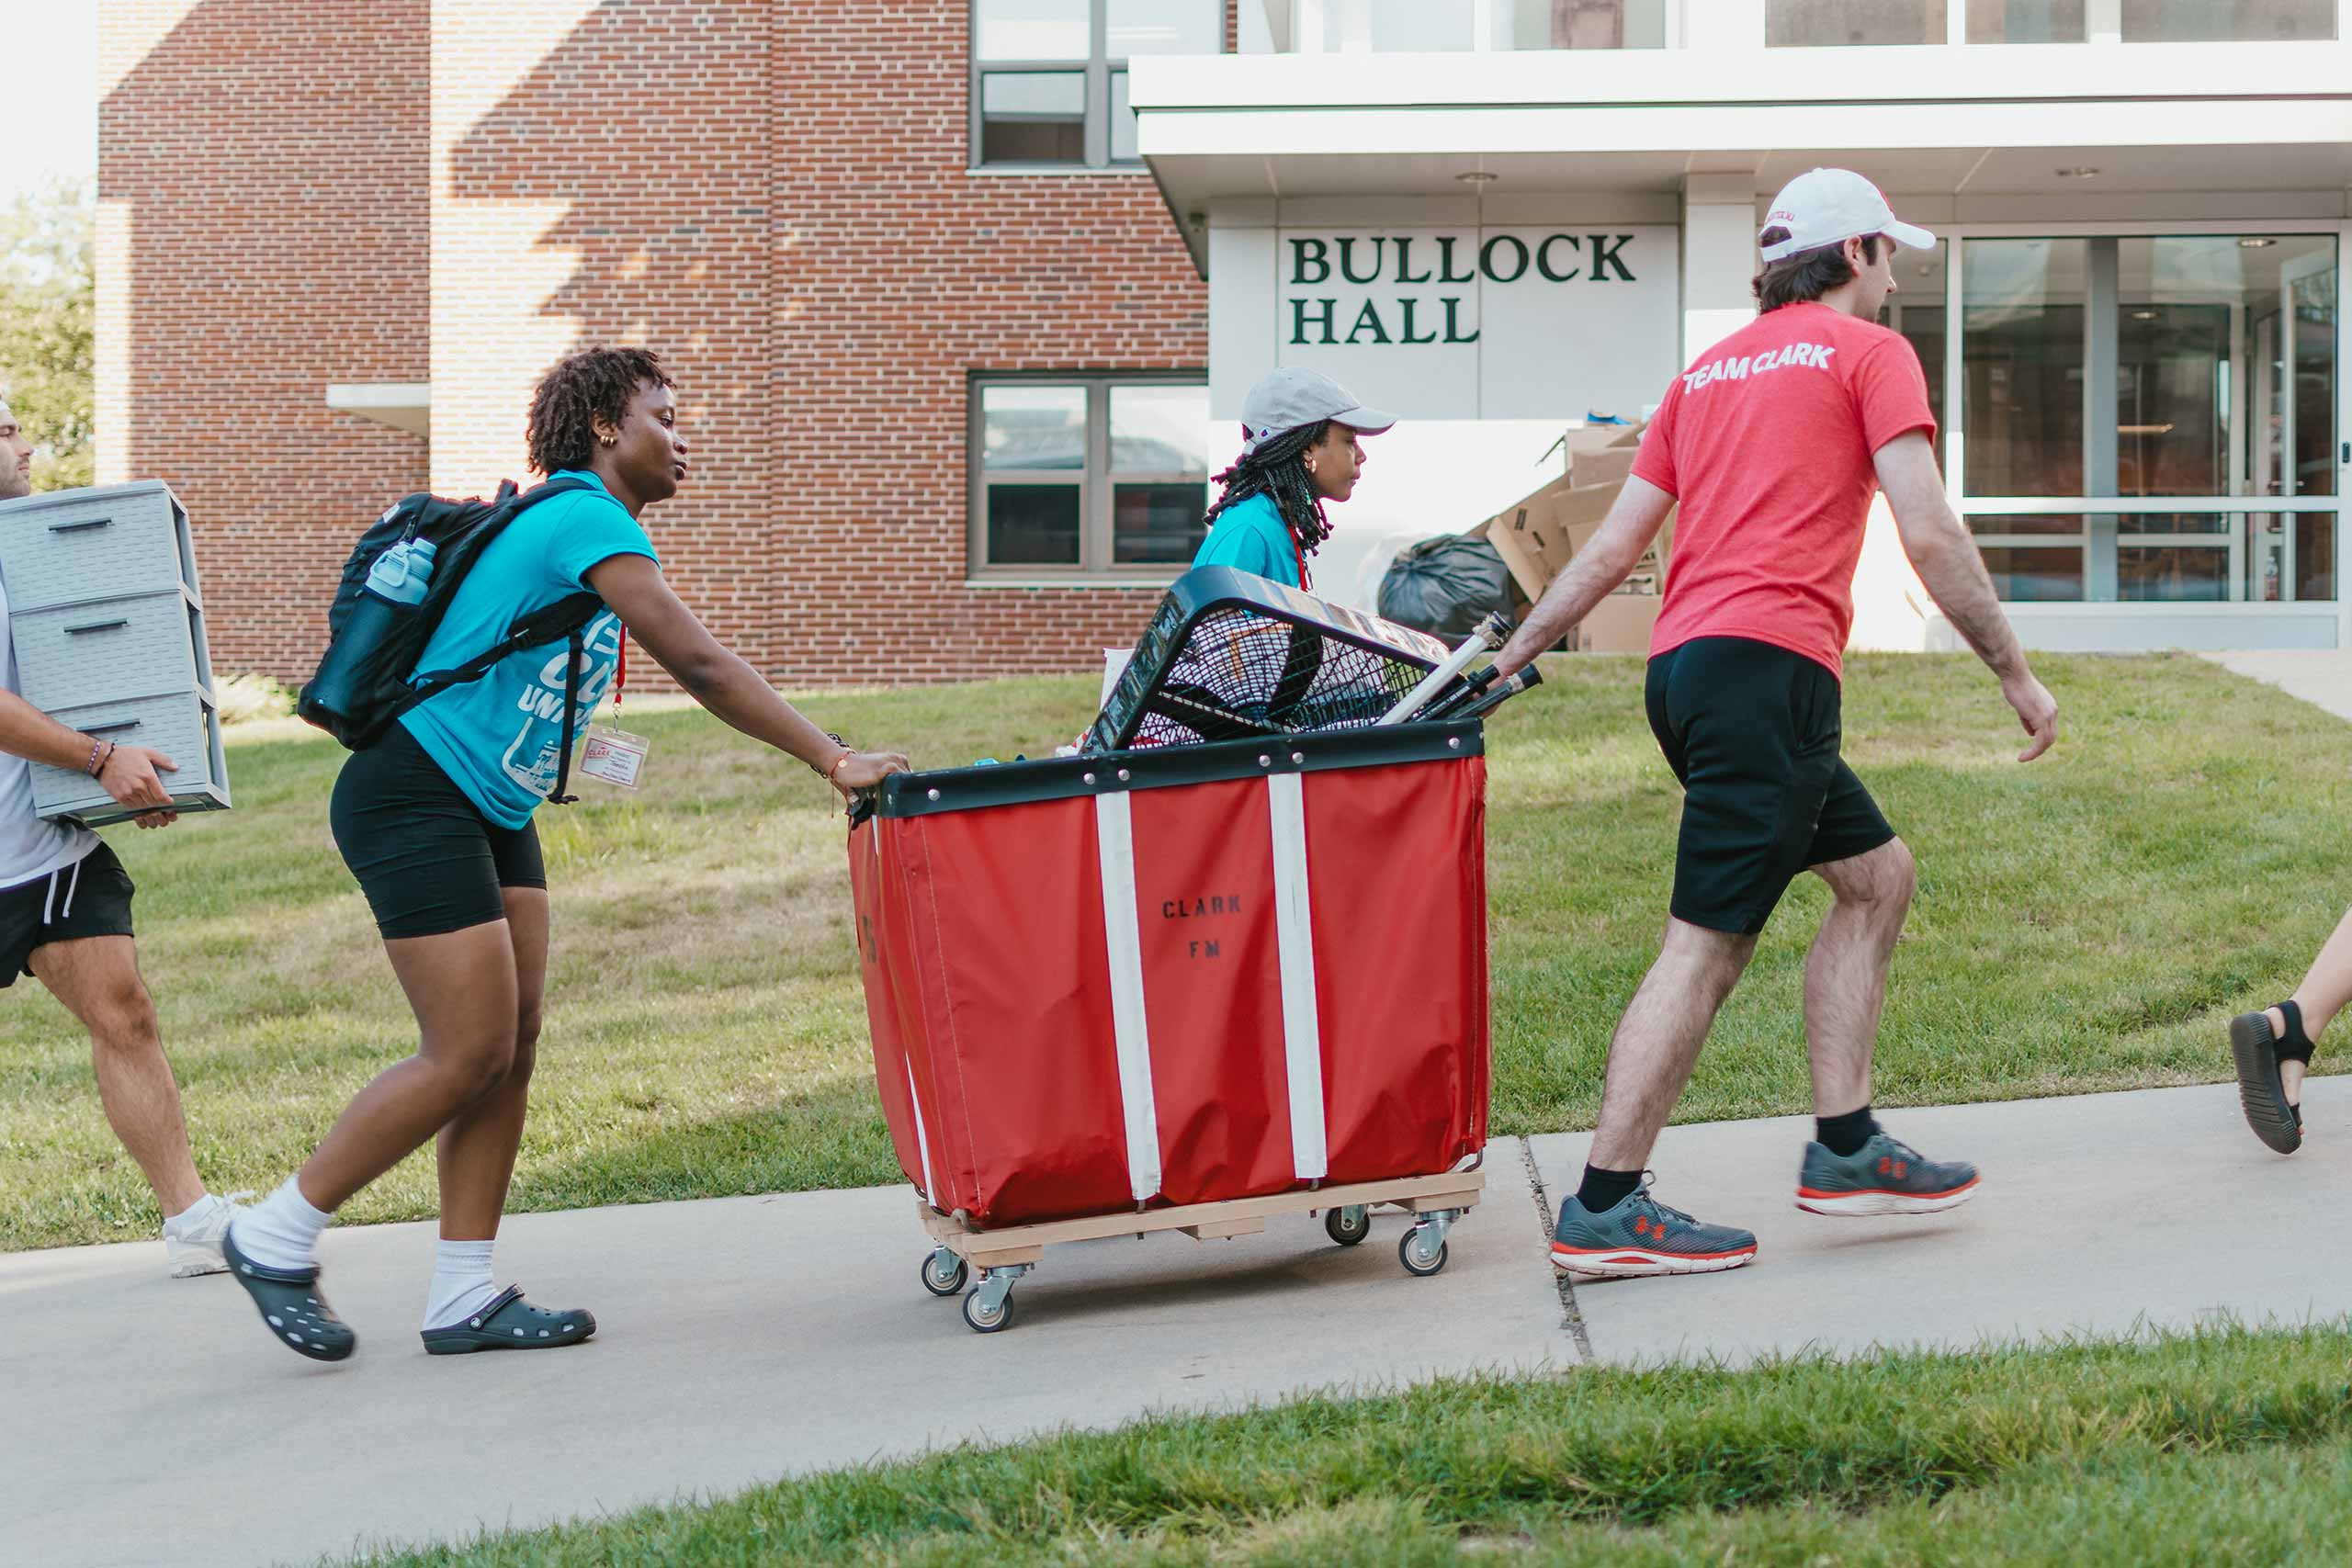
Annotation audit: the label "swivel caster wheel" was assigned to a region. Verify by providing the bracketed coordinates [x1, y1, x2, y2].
[963, 1286, 1017, 1334]
[920, 1247, 968, 1297]
[1325, 1205, 1371, 1247]
[1397, 1226, 1448, 1278]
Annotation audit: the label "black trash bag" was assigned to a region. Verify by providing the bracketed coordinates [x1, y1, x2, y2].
[1378, 535, 1513, 639]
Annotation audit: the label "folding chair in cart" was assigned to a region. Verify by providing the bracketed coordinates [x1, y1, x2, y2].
[847, 570, 1535, 1333]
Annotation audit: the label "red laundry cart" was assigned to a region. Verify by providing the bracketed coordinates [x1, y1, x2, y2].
[848, 720, 1491, 1333]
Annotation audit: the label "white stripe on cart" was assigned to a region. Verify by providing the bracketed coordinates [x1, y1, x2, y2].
[1093, 791, 1164, 1204]
[904, 1056, 938, 1203]
[1267, 772, 1329, 1181]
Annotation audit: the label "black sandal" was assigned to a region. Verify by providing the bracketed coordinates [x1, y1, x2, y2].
[222, 1225, 356, 1362]
[420, 1284, 595, 1355]
[2228, 1001, 2311, 1156]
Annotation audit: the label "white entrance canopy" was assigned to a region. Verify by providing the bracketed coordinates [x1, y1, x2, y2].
[1132, 40, 2352, 269]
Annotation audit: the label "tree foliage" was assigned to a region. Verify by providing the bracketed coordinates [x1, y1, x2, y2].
[0, 180, 96, 491]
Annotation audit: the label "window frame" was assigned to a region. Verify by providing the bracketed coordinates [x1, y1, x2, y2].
[1938, 220, 2348, 633]
[969, 371, 1216, 584]
[969, 0, 1221, 171]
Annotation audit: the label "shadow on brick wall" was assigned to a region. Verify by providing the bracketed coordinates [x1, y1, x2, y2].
[100, 0, 431, 682]
[447, 0, 782, 671]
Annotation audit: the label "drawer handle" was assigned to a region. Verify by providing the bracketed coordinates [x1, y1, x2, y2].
[49, 517, 112, 535]
[85, 720, 142, 736]
[66, 620, 130, 636]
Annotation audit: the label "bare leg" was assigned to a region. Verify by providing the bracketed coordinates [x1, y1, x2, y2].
[1801, 838, 1918, 1117]
[2267, 903, 2352, 1106]
[32, 935, 206, 1216]
[435, 888, 548, 1241]
[295, 920, 519, 1212]
[1586, 919, 1758, 1169]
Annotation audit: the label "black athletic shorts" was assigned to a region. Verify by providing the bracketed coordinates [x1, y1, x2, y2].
[0, 842, 137, 988]
[1645, 636, 1897, 937]
[329, 723, 547, 941]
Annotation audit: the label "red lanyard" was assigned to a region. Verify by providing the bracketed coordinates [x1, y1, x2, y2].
[613, 631, 627, 716]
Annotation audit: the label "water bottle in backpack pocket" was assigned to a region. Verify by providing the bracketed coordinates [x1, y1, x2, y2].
[302, 536, 436, 731]
[299, 477, 602, 753]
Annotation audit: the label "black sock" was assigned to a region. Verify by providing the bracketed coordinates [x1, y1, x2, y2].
[1815, 1104, 1878, 1158]
[1576, 1164, 1643, 1214]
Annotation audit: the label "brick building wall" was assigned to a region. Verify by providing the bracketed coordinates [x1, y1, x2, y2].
[96, 0, 432, 679]
[98, 0, 1214, 688]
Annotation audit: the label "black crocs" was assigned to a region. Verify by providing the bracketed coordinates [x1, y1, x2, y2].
[222, 1225, 356, 1362]
[420, 1284, 596, 1355]
[2228, 1007, 2304, 1156]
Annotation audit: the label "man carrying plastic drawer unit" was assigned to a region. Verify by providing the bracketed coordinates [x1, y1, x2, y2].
[0, 399, 242, 1275]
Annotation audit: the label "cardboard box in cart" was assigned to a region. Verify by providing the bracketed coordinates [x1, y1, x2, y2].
[849, 723, 1491, 1332]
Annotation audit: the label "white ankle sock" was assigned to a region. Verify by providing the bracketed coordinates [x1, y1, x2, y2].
[161, 1192, 215, 1233]
[230, 1177, 333, 1271]
[424, 1239, 500, 1331]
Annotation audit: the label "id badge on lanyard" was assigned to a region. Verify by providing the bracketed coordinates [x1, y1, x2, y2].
[576, 630, 651, 790]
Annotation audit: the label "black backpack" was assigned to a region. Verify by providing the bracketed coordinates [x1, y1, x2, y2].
[298, 476, 606, 803]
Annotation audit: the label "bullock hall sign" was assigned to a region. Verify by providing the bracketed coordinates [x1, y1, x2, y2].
[1213, 221, 1682, 423]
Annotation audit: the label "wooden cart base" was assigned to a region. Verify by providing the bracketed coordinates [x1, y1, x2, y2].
[914, 1168, 1487, 1333]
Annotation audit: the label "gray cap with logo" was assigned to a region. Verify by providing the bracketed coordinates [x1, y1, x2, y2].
[1238, 367, 1398, 457]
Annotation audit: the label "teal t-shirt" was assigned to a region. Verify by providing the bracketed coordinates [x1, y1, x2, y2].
[1192, 493, 1301, 588]
[400, 470, 659, 828]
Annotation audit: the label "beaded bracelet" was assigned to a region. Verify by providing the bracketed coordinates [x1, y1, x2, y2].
[85, 739, 111, 778]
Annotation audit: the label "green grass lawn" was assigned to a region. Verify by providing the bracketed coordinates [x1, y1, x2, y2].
[4, 651, 2347, 1250]
[347, 1322, 2352, 1565]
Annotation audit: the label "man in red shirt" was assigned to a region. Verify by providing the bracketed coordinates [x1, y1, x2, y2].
[1491, 169, 2060, 1280]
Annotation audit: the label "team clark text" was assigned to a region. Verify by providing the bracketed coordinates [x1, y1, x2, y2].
[1286, 233, 1640, 347]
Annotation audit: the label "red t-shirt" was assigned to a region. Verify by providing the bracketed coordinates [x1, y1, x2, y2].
[1631, 302, 1937, 681]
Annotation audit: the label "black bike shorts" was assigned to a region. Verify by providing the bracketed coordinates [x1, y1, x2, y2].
[1644, 637, 1896, 936]
[329, 723, 547, 941]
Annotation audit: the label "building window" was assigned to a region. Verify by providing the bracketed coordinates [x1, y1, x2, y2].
[1768, 0, 1944, 46]
[2120, 0, 2335, 41]
[972, 377, 1216, 578]
[973, 0, 1221, 169]
[1958, 233, 2339, 603]
[1966, 1, 2086, 42]
[1494, 0, 1668, 49]
[1883, 241, 1948, 468]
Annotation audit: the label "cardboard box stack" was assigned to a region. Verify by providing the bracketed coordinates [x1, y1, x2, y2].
[1465, 423, 1672, 653]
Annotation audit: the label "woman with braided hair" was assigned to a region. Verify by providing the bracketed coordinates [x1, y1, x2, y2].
[223, 346, 909, 1366]
[1193, 367, 1396, 591]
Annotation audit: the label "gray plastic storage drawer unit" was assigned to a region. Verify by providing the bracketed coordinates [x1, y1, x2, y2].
[0, 481, 231, 826]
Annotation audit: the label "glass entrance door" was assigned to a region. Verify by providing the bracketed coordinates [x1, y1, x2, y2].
[1960, 232, 2339, 612]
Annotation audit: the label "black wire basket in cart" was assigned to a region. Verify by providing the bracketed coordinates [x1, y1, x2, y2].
[1085, 567, 1476, 752]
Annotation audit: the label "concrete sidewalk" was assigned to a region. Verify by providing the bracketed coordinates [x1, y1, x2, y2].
[1530, 1077, 2346, 1367]
[1, 1155, 1565, 1568]
[2200, 649, 2352, 722]
[4, 1077, 2342, 1567]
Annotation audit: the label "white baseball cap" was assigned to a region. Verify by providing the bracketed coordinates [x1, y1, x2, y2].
[1239, 367, 1396, 457]
[1758, 168, 1936, 263]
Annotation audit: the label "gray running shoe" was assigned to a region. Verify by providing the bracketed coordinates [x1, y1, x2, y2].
[1796, 1131, 1979, 1217]
[1551, 1175, 1758, 1278]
